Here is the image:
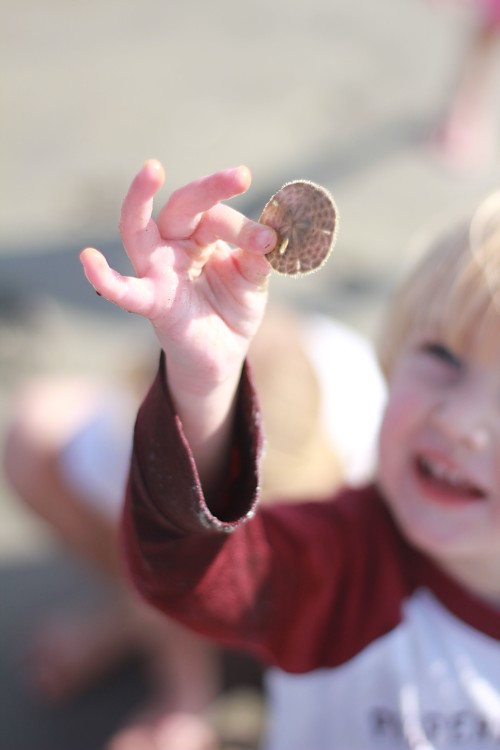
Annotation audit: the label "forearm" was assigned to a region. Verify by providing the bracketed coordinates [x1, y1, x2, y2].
[164, 355, 243, 503]
[123, 355, 266, 621]
[129, 354, 262, 530]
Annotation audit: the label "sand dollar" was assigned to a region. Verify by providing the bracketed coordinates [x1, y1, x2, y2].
[259, 180, 338, 276]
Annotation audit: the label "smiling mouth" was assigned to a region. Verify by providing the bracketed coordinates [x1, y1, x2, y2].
[416, 456, 486, 501]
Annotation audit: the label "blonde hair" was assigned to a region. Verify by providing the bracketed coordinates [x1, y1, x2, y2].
[378, 191, 500, 378]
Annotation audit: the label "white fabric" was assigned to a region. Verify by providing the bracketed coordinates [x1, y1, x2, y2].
[265, 590, 500, 750]
[300, 314, 387, 486]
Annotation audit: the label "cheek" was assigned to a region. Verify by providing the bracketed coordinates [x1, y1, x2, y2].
[377, 384, 424, 482]
[380, 386, 419, 447]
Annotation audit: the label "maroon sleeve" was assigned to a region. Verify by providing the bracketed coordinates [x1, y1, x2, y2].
[122, 355, 410, 672]
[121, 354, 274, 648]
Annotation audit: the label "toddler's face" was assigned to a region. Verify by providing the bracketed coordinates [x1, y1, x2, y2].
[377, 331, 500, 593]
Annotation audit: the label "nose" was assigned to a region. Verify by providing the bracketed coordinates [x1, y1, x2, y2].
[431, 391, 491, 453]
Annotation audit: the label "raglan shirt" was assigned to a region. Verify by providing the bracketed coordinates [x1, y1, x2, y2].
[123, 357, 500, 749]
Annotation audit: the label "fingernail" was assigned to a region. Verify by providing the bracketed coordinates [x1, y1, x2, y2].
[143, 159, 164, 178]
[257, 227, 277, 251]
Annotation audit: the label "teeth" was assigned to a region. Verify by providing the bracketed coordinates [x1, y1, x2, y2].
[420, 457, 468, 489]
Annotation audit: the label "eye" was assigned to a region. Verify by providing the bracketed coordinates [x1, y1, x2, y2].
[422, 342, 462, 370]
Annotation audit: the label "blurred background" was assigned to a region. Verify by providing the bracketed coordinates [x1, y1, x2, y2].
[1, 0, 500, 748]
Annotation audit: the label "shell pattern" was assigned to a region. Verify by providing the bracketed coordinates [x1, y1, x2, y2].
[259, 180, 338, 276]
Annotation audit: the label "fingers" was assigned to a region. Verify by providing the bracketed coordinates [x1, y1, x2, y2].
[119, 160, 165, 263]
[213, 245, 272, 290]
[80, 248, 156, 317]
[157, 166, 252, 240]
[120, 161, 276, 259]
[82, 163, 277, 320]
[193, 203, 277, 255]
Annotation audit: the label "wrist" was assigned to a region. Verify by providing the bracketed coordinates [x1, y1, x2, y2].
[164, 350, 243, 403]
[162, 354, 243, 491]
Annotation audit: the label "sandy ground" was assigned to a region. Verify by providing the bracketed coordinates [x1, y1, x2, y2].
[1, 0, 500, 747]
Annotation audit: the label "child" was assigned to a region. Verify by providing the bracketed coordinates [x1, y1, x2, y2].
[80, 160, 500, 749]
[4, 370, 222, 750]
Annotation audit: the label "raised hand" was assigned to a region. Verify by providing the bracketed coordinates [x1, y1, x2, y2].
[80, 161, 277, 488]
[80, 160, 276, 390]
